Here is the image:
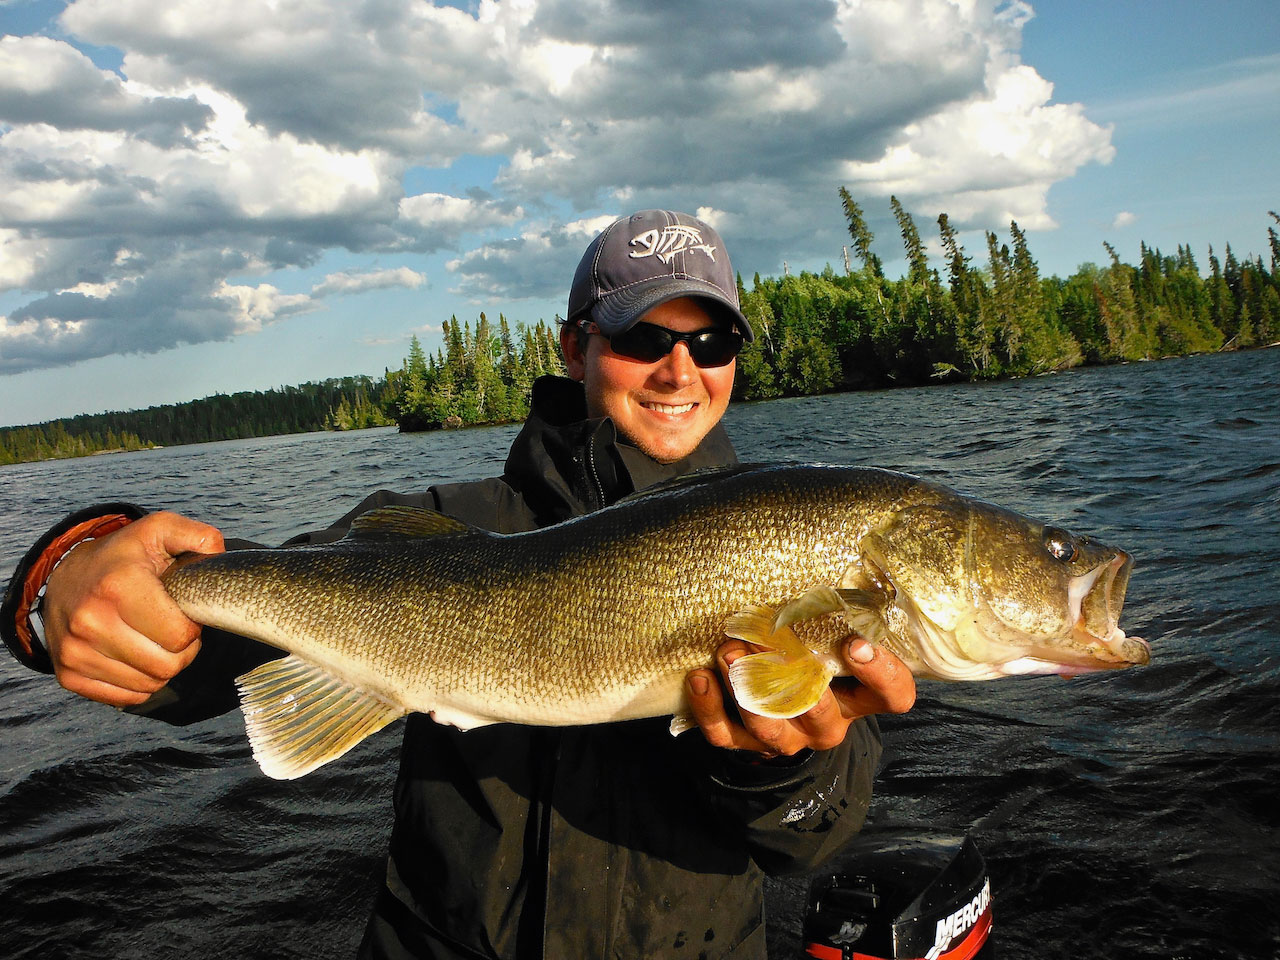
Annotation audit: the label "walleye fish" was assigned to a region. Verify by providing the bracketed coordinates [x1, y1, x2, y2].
[161, 465, 1149, 779]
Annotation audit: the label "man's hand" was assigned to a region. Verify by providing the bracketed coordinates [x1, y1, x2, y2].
[41, 512, 224, 707]
[685, 637, 916, 757]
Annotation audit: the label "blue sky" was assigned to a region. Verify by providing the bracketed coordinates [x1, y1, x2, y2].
[1, 0, 1276, 428]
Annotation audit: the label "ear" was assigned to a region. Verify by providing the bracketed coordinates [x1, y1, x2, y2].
[560, 322, 587, 381]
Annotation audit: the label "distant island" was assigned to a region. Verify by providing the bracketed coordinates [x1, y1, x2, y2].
[3, 197, 1277, 466]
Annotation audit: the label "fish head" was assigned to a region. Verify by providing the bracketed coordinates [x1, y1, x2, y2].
[858, 497, 1149, 679]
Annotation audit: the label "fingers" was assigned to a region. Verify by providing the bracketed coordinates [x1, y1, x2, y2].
[685, 668, 758, 751]
[91, 558, 203, 657]
[686, 635, 918, 759]
[686, 641, 842, 757]
[41, 512, 221, 707]
[832, 639, 916, 720]
[55, 633, 203, 707]
[786, 687, 854, 752]
[686, 652, 790, 755]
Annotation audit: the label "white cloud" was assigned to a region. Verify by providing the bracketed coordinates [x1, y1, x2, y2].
[215, 281, 317, 334]
[398, 191, 524, 247]
[447, 214, 619, 303]
[1112, 211, 1137, 229]
[0, 35, 210, 143]
[0, 0, 1115, 373]
[311, 267, 427, 298]
[838, 62, 1116, 230]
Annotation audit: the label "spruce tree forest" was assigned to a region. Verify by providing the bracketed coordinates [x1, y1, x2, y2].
[3, 196, 1277, 466]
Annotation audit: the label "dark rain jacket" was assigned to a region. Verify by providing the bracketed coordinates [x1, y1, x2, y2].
[35, 377, 884, 960]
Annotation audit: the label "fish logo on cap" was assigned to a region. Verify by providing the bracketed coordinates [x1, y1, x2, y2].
[628, 225, 718, 264]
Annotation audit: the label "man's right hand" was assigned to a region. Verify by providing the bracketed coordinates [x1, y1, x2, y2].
[41, 512, 224, 707]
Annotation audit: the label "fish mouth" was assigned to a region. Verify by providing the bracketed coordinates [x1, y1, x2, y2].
[1068, 551, 1149, 667]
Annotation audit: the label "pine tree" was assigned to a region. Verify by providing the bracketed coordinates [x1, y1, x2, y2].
[838, 187, 883, 278]
[1267, 211, 1280, 277]
[891, 196, 929, 289]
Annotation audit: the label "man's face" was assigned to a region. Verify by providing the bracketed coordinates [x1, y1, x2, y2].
[562, 297, 736, 463]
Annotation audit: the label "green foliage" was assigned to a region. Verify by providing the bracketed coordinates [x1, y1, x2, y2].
[730, 193, 1278, 401]
[6, 197, 1276, 464]
[388, 315, 564, 432]
[1, 376, 397, 465]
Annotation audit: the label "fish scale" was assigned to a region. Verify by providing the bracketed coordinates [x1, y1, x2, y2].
[161, 464, 1149, 779]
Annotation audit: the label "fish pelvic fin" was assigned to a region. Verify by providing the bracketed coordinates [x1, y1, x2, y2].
[668, 712, 698, 737]
[235, 655, 406, 780]
[346, 504, 473, 539]
[723, 606, 838, 720]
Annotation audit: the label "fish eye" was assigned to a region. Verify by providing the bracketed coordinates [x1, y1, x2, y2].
[1044, 528, 1078, 563]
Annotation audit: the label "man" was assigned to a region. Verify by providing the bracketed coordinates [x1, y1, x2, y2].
[3, 210, 915, 958]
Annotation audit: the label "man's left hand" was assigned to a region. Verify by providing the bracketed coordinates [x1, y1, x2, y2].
[685, 637, 916, 758]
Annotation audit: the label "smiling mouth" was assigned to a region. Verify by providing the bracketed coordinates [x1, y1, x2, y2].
[642, 401, 697, 415]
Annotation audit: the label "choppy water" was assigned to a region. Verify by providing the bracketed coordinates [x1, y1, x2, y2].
[2, 348, 1277, 959]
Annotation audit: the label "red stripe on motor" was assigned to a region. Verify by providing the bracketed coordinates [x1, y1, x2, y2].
[932, 908, 993, 960]
[805, 905, 992, 960]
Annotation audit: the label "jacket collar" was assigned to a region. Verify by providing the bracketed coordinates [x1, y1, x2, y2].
[501, 376, 738, 525]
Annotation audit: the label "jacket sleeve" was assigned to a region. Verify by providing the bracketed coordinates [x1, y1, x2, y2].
[690, 717, 883, 875]
[125, 488, 440, 725]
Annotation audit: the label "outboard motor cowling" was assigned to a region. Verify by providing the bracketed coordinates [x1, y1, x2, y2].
[803, 832, 993, 960]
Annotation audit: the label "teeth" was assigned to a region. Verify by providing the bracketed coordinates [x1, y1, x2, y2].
[644, 402, 695, 415]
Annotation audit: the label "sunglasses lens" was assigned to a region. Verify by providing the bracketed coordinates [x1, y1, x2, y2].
[608, 325, 671, 363]
[689, 332, 743, 367]
[606, 324, 743, 367]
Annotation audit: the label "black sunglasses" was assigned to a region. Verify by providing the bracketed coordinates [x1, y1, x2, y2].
[582, 320, 743, 368]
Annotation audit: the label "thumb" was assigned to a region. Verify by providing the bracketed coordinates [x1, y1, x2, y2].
[834, 639, 916, 720]
[136, 512, 226, 572]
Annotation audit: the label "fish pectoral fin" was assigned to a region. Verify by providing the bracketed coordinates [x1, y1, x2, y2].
[773, 586, 847, 631]
[771, 584, 893, 646]
[236, 655, 406, 780]
[724, 606, 836, 719]
[345, 504, 474, 539]
[832, 588, 893, 645]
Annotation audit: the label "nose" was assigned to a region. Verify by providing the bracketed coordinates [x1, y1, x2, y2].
[651, 341, 698, 387]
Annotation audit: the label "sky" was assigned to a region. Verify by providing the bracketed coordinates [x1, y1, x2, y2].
[0, 0, 1276, 428]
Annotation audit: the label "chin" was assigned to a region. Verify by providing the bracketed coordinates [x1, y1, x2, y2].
[630, 429, 707, 464]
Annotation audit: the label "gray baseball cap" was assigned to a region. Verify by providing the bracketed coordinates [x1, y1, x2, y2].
[567, 209, 753, 341]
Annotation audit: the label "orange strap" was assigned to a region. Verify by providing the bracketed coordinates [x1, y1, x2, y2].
[12, 513, 135, 664]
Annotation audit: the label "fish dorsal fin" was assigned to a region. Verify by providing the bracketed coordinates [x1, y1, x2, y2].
[235, 655, 406, 779]
[346, 505, 474, 539]
[721, 605, 838, 719]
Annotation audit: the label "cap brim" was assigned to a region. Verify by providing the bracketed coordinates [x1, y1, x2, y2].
[590, 277, 753, 342]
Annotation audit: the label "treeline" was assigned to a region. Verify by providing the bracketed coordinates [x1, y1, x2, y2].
[0, 377, 396, 465]
[0, 317, 565, 464]
[3, 201, 1276, 464]
[730, 194, 1279, 400]
[389, 314, 565, 430]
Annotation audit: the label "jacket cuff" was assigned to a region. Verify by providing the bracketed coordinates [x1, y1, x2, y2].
[707, 747, 821, 791]
[1, 503, 147, 673]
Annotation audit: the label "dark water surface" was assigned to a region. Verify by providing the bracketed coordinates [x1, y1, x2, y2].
[2, 348, 1277, 959]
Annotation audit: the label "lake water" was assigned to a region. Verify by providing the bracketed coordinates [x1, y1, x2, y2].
[2, 348, 1278, 959]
